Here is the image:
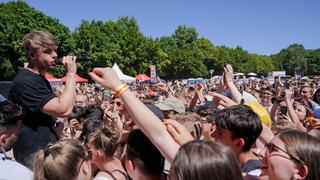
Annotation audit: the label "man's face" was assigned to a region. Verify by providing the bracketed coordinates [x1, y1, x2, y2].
[3, 120, 22, 151]
[260, 81, 269, 89]
[300, 87, 312, 99]
[32, 46, 57, 70]
[213, 127, 239, 154]
[75, 95, 89, 108]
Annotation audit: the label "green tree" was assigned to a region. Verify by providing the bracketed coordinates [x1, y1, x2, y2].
[272, 44, 307, 76]
[0, 1, 72, 80]
[157, 26, 209, 79]
[240, 54, 274, 75]
[73, 16, 164, 78]
[306, 49, 320, 75]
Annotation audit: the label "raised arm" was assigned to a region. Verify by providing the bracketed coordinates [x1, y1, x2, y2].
[224, 64, 243, 104]
[284, 89, 306, 132]
[42, 56, 77, 117]
[89, 68, 179, 163]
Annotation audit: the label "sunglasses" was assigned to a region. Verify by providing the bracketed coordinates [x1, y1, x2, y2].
[253, 143, 304, 164]
[111, 101, 122, 107]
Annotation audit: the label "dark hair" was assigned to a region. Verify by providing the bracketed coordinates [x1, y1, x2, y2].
[126, 129, 164, 176]
[69, 105, 103, 122]
[170, 140, 242, 180]
[196, 106, 219, 123]
[81, 119, 103, 142]
[277, 130, 320, 180]
[312, 88, 320, 104]
[0, 100, 24, 133]
[215, 105, 262, 152]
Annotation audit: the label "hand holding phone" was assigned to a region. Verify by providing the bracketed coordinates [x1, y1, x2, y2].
[279, 106, 288, 115]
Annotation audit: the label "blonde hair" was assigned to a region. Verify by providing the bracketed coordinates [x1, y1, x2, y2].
[88, 126, 121, 156]
[271, 120, 298, 134]
[175, 112, 201, 124]
[33, 140, 88, 180]
[22, 30, 57, 58]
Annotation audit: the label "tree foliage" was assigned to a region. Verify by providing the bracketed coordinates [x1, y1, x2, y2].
[0, 1, 71, 80]
[272, 44, 308, 76]
[0, 1, 318, 81]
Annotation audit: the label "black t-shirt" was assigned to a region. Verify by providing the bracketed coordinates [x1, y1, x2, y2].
[8, 69, 57, 168]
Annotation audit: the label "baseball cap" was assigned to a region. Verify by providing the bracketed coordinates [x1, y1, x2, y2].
[155, 97, 185, 114]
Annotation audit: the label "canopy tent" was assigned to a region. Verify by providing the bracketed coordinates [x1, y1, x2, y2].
[247, 72, 257, 76]
[234, 73, 244, 76]
[60, 74, 88, 83]
[112, 63, 135, 83]
[136, 74, 152, 81]
[45, 74, 60, 81]
[44, 74, 62, 93]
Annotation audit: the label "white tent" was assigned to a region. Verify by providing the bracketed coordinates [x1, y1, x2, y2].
[112, 63, 136, 83]
[234, 73, 244, 76]
[247, 72, 257, 76]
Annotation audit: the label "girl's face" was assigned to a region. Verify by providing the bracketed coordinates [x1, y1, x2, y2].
[260, 136, 300, 180]
[294, 104, 307, 121]
[262, 91, 272, 102]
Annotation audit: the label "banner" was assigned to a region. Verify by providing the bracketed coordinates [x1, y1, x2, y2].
[150, 65, 156, 83]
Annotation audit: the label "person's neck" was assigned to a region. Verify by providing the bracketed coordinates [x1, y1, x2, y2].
[26, 64, 46, 76]
[238, 150, 258, 166]
[99, 156, 123, 172]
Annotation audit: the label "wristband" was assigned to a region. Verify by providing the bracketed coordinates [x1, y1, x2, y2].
[115, 84, 129, 97]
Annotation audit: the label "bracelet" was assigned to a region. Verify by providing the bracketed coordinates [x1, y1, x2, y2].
[115, 84, 129, 97]
[114, 84, 127, 93]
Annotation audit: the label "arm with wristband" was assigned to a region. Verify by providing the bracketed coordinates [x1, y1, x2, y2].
[89, 68, 180, 163]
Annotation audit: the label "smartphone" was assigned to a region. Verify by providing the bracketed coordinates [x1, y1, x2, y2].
[279, 106, 288, 115]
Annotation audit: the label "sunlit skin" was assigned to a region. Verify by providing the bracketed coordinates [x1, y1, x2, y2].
[294, 104, 307, 122]
[75, 94, 89, 108]
[259, 136, 304, 180]
[30, 47, 58, 72]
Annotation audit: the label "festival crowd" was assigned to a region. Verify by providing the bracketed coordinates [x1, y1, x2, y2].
[1, 30, 320, 180]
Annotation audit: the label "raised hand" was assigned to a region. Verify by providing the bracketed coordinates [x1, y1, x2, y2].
[63, 56, 77, 75]
[164, 119, 194, 146]
[211, 92, 237, 108]
[89, 68, 122, 91]
[224, 64, 234, 83]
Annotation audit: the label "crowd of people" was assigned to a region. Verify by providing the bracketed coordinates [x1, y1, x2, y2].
[1, 30, 320, 180]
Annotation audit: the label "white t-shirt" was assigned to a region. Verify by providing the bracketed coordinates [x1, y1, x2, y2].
[243, 91, 258, 103]
[0, 153, 33, 180]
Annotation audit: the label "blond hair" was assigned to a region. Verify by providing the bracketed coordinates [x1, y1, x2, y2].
[271, 120, 297, 134]
[175, 112, 201, 124]
[88, 126, 121, 156]
[22, 30, 57, 58]
[33, 140, 88, 180]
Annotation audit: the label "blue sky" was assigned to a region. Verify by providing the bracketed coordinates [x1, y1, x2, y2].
[2, 0, 320, 55]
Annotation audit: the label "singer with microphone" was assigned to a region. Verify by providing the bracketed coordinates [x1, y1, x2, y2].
[8, 30, 77, 169]
[55, 55, 90, 64]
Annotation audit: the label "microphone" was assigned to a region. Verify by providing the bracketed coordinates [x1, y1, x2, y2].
[55, 56, 91, 65]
